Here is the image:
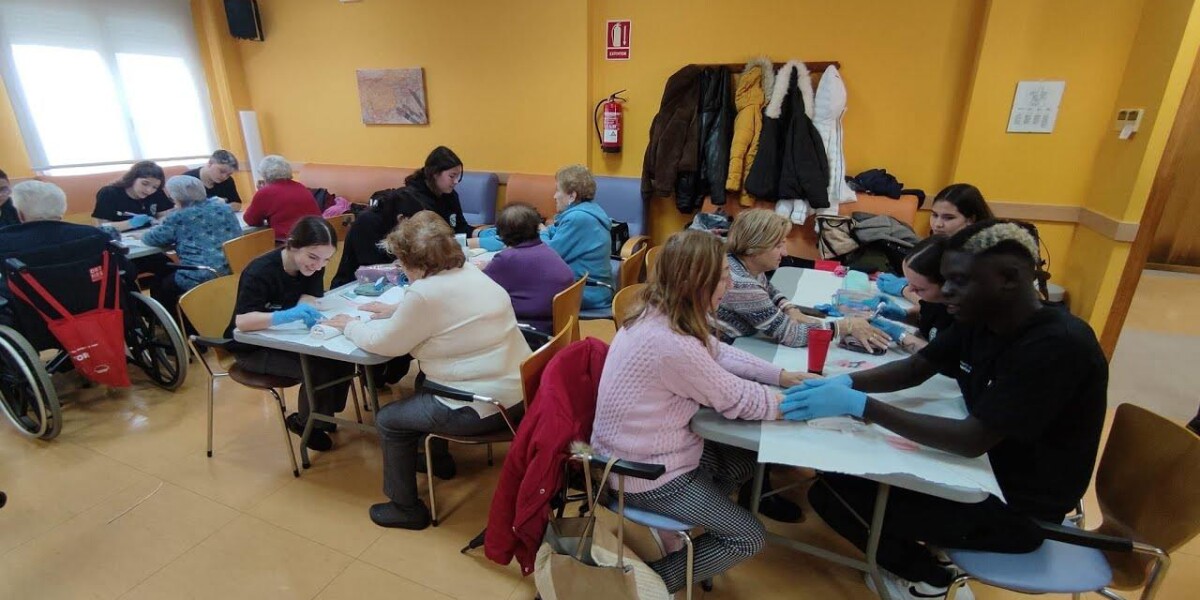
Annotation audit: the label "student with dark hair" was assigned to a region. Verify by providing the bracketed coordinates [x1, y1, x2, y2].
[869, 236, 955, 353]
[331, 191, 427, 288]
[92, 160, 172, 232]
[482, 203, 575, 334]
[784, 219, 1108, 600]
[0, 168, 18, 229]
[398, 146, 469, 234]
[228, 216, 354, 452]
[184, 149, 243, 210]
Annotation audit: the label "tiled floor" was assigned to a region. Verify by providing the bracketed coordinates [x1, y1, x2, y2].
[0, 271, 1197, 600]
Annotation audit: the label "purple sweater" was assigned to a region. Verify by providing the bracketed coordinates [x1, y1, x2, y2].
[483, 240, 575, 333]
[591, 309, 783, 493]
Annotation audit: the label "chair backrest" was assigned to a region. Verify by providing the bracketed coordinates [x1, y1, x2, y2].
[323, 241, 344, 288]
[504, 173, 558, 221]
[593, 176, 645, 238]
[223, 228, 276, 274]
[519, 316, 574, 406]
[645, 246, 662, 280]
[612, 283, 645, 329]
[295, 163, 415, 204]
[456, 171, 500, 226]
[1095, 403, 1200, 588]
[325, 214, 354, 240]
[177, 275, 238, 339]
[552, 274, 586, 342]
[618, 245, 648, 290]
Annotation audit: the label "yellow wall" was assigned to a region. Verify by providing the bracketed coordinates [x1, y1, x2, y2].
[232, 0, 587, 174]
[0, 79, 31, 178]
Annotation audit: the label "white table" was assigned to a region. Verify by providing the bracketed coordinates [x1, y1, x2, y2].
[233, 281, 400, 468]
[691, 267, 999, 599]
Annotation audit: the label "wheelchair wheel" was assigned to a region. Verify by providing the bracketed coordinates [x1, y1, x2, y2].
[125, 292, 188, 391]
[0, 325, 61, 439]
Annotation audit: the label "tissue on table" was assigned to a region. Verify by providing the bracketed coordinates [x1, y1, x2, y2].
[309, 324, 343, 341]
[355, 263, 406, 286]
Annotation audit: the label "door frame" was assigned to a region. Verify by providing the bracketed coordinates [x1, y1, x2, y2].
[1101, 44, 1200, 356]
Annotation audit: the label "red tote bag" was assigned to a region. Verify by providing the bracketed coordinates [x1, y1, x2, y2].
[8, 252, 131, 387]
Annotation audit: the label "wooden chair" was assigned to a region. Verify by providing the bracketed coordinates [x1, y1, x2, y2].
[618, 244, 649, 290]
[324, 241, 345, 289]
[421, 316, 575, 526]
[645, 246, 662, 280]
[943, 403, 1200, 600]
[612, 283, 646, 329]
[177, 275, 300, 477]
[223, 228, 276, 275]
[552, 274, 587, 343]
[325, 214, 354, 240]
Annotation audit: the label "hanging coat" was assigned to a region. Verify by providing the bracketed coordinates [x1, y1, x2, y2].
[675, 66, 733, 212]
[812, 65, 856, 208]
[726, 57, 774, 206]
[745, 60, 829, 224]
[641, 65, 703, 203]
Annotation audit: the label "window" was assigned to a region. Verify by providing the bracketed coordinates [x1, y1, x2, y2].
[0, 0, 216, 172]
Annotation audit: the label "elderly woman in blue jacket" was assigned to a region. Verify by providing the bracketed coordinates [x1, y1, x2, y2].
[478, 165, 613, 310]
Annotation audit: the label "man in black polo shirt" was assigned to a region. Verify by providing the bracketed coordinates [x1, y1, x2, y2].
[184, 149, 243, 210]
[780, 220, 1108, 600]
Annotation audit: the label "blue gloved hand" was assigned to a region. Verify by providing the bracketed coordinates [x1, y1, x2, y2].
[869, 317, 907, 343]
[785, 373, 853, 394]
[477, 227, 506, 251]
[874, 297, 909, 321]
[271, 304, 323, 328]
[876, 273, 908, 297]
[127, 214, 152, 228]
[813, 303, 843, 317]
[781, 385, 868, 421]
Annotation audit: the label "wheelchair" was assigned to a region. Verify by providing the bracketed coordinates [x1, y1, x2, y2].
[0, 236, 188, 440]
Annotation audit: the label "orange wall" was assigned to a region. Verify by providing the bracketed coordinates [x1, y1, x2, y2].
[0, 79, 31, 178]
[232, 0, 587, 174]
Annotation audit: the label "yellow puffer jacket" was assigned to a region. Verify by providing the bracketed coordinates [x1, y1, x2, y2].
[726, 57, 775, 205]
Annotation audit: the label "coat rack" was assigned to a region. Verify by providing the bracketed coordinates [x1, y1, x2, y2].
[711, 61, 840, 72]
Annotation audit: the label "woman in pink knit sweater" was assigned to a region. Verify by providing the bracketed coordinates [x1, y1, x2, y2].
[591, 230, 812, 593]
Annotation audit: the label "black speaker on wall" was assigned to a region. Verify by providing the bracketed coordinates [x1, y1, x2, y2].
[224, 0, 264, 41]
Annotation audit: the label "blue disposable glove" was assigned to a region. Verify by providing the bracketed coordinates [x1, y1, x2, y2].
[874, 297, 909, 321]
[869, 317, 907, 343]
[127, 214, 152, 228]
[271, 304, 323, 328]
[781, 385, 868, 421]
[876, 273, 908, 296]
[477, 227, 506, 251]
[785, 373, 853, 395]
[813, 303, 843, 318]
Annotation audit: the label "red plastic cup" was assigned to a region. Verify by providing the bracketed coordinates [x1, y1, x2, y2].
[814, 260, 840, 272]
[807, 328, 833, 375]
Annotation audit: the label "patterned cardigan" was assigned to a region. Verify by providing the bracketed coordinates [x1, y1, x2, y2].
[716, 254, 819, 347]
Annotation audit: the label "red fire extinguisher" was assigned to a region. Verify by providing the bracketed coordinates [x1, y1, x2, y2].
[594, 90, 627, 153]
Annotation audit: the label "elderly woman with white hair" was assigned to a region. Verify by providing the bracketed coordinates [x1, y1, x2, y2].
[142, 175, 243, 317]
[242, 155, 322, 242]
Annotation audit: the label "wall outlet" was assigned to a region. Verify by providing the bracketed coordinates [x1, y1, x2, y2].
[1114, 107, 1144, 132]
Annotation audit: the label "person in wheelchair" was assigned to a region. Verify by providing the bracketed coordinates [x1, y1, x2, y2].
[0, 181, 135, 325]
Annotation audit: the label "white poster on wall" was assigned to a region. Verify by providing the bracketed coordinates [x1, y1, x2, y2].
[1007, 80, 1066, 133]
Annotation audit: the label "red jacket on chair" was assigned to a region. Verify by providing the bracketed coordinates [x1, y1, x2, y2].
[485, 338, 609, 574]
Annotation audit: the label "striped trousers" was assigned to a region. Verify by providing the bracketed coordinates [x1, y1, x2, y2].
[622, 441, 766, 593]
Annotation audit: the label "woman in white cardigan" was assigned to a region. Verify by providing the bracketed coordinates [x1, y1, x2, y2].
[323, 211, 531, 530]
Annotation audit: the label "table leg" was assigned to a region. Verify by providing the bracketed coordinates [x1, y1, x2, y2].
[298, 355, 317, 469]
[749, 463, 766, 518]
[363, 363, 381, 414]
[865, 483, 893, 600]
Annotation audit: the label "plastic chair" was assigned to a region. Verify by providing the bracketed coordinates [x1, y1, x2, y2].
[223, 228, 276, 274]
[552, 275, 586, 343]
[177, 275, 301, 477]
[419, 316, 575, 526]
[645, 245, 662, 280]
[942, 403, 1200, 600]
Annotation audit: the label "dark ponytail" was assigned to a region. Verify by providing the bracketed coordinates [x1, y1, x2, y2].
[903, 235, 948, 283]
[404, 146, 463, 189]
[286, 216, 337, 249]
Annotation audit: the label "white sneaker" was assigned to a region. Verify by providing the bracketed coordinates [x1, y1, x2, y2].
[864, 569, 974, 600]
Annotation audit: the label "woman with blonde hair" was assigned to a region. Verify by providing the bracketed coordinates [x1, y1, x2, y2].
[590, 229, 812, 594]
[718, 208, 890, 351]
[322, 211, 530, 530]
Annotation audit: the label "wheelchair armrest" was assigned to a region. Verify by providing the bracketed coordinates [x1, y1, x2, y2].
[1034, 520, 1134, 553]
[419, 380, 494, 404]
[586, 454, 666, 481]
[166, 264, 220, 276]
[190, 335, 234, 351]
[586, 278, 614, 291]
[517, 323, 553, 343]
[4, 257, 26, 272]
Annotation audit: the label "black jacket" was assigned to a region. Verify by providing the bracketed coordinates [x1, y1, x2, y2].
[745, 61, 830, 209]
[398, 177, 470, 235]
[676, 67, 736, 212]
[642, 65, 703, 203]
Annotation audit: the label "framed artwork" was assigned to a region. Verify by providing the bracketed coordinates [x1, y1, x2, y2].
[356, 68, 428, 125]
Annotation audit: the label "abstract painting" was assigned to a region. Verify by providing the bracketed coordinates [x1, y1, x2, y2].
[356, 68, 428, 125]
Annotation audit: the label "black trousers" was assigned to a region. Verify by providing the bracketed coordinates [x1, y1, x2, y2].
[809, 473, 1044, 587]
[234, 349, 354, 420]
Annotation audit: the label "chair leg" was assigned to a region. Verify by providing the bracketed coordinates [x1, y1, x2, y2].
[206, 378, 215, 458]
[945, 574, 972, 600]
[425, 435, 438, 526]
[270, 388, 300, 478]
[680, 531, 694, 600]
[349, 375, 363, 424]
[487, 443, 494, 466]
